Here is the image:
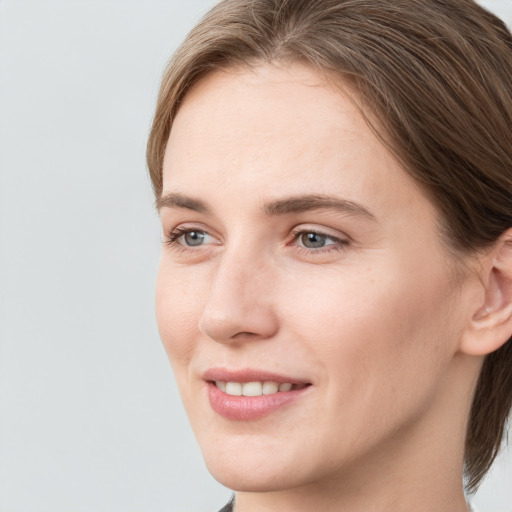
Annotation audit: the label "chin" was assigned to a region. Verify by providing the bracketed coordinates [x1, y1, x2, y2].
[207, 462, 301, 493]
[200, 439, 310, 492]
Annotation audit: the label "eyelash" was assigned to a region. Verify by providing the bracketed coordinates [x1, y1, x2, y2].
[289, 227, 350, 255]
[164, 226, 350, 255]
[165, 226, 208, 252]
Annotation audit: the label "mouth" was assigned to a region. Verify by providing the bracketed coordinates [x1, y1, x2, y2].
[203, 368, 312, 420]
[212, 380, 309, 396]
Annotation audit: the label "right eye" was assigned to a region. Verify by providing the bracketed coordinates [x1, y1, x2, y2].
[165, 227, 219, 250]
[181, 230, 207, 247]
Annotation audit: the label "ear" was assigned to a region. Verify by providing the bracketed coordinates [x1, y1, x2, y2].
[460, 230, 512, 356]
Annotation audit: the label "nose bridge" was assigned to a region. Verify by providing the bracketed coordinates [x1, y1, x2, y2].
[199, 242, 278, 342]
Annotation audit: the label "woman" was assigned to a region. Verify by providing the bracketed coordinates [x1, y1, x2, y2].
[147, 1, 512, 510]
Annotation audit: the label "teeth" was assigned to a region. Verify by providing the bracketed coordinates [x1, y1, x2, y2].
[242, 382, 262, 396]
[262, 381, 279, 395]
[225, 382, 242, 396]
[215, 381, 302, 396]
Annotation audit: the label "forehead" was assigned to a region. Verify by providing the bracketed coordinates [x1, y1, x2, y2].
[170, 66, 384, 174]
[163, 64, 424, 216]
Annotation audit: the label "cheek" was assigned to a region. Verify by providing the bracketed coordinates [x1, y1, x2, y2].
[281, 261, 457, 409]
[155, 261, 206, 368]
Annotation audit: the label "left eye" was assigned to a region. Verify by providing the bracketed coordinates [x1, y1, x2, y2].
[296, 231, 338, 249]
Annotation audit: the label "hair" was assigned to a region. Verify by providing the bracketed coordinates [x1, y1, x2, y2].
[147, 0, 512, 492]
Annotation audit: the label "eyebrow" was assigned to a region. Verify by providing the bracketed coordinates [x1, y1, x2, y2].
[156, 193, 209, 213]
[156, 192, 376, 221]
[263, 194, 376, 220]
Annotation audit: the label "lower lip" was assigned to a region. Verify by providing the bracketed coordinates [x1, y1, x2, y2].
[207, 382, 311, 421]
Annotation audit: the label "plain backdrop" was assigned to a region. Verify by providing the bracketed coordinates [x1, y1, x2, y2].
[0, 1, 511, 511]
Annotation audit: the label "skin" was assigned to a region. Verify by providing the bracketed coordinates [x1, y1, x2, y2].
[155, 63, 491, 512]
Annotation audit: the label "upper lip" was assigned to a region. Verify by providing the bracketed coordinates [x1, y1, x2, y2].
[203, 367, 311, 385]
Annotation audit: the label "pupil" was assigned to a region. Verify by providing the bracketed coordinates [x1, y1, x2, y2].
[184, 231, 204, 246]
[302, 232, 326, 248]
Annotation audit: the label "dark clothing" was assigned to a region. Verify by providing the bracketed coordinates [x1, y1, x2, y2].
[218, 495, 235, 512]
[217, 495, 474, 511]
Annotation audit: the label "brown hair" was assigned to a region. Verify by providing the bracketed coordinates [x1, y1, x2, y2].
[147, 0, 512, 492]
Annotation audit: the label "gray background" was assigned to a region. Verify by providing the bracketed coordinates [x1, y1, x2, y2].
[0, 1, 511, 511]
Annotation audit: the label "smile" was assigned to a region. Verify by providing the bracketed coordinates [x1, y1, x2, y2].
[204, 369, 312, 421]
[214, 381, 309, 396]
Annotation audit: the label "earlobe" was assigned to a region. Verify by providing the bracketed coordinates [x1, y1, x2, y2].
[461, 232, 512, 356]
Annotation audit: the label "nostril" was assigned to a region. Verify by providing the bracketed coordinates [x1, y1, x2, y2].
[199, 306, 279, 344]
[231, 331, 260, 339]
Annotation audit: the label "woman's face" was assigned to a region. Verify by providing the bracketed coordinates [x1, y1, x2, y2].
[156, 63, 472, 491]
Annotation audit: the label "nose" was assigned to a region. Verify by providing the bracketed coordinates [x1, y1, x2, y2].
[198, 249, 279, 344]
